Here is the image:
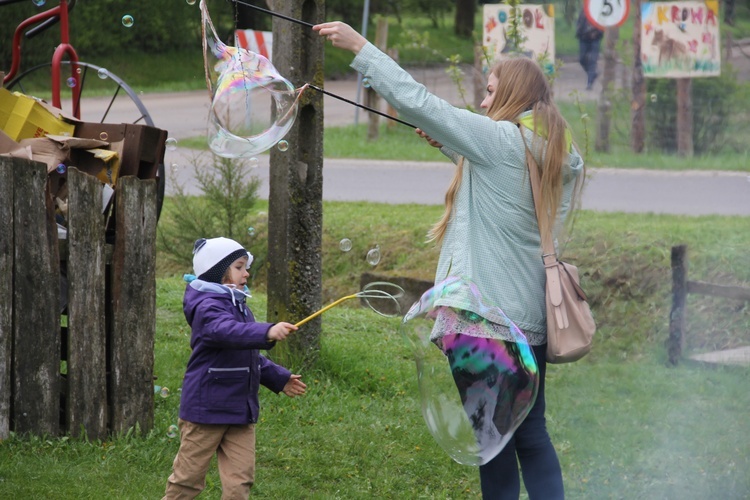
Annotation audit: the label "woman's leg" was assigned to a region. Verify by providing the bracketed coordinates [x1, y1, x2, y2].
[516, 344, 564, 500]
[479, 437, 521, 500]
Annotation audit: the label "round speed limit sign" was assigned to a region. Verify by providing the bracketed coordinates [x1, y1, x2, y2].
[584, 0, 630, 30]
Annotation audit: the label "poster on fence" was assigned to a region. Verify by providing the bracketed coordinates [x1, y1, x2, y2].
[641, 1, 721, 78]
[482, 4, 556, 74]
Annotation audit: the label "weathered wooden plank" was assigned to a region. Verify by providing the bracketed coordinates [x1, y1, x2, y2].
[12, 159, 60, 435]
[66, 168, 107, 439]
[0, 158, 15, 439]
[109, 176, 156, 434]
[668, 245, 688, 365]
[687, 280, 750, 302]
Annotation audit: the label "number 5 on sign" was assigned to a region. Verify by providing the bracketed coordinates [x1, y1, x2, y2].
[584, 0, 630, 30]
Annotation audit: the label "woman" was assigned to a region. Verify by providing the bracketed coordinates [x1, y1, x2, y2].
[314, 22, 584, 500]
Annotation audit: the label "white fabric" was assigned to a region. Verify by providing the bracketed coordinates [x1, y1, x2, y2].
[193, 237, 253, 277]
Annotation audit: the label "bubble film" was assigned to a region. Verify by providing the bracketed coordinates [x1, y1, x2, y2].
[400, 276, 538, 466]
[201, 1, 302, 158]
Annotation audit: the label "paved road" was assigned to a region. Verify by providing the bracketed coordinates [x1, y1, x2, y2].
[82, 61, 750, 216]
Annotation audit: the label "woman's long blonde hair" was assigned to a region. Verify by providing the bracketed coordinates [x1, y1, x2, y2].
[428, 57, 581, 244]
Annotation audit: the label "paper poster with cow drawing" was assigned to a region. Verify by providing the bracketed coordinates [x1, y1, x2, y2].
[641, 1, 721, 78]
[483, 4, 556, 74]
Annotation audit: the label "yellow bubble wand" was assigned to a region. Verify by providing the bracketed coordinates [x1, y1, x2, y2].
[295, 282, 406, 327]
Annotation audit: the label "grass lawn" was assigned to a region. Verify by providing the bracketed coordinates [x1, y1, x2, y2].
[2, 204, 749, 498]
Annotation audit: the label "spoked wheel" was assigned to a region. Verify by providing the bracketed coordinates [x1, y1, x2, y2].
[7, 60, 166, 219]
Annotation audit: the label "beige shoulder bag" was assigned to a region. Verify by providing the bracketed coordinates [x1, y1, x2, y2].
[524, 141, 596, 363]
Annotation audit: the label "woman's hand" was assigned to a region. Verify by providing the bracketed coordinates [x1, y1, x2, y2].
[415, 128, 443, 148]
[313, 21, 367, 54]
[282, 374, 307, 397]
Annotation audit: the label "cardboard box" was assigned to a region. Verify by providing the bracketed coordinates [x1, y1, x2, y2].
[0, 88, 76, 141]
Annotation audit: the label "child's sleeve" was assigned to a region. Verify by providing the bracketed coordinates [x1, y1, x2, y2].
[259, 354, 292, 394]
[196, 301, 276, 349]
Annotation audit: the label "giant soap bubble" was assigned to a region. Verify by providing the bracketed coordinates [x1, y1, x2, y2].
[200, 0, 303, 158]
[400, 276, 539, 466]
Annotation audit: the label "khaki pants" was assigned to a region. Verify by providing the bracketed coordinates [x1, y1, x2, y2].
[164, 419, 256, 500]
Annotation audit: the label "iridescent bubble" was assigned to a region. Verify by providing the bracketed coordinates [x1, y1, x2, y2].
[248, 157, 259, 168]
[339, 238, 352, 252]
[165, 137, 178, 151]
[32, 0, 45, 6]
[56, 163, 66, 174]
[66, 77, 76, 88]
[277, 140, 289, 152]
[201, 1, 301, 158]
[650, 94, 658, 103]
[75, 67, 82, 75]
[400, 276, 538, 466]
[159, 387, 170, 398]
[247, 227, 256, 237]
[97, 68, 109, 80]
[186, 0, 197, 4]
[366, 246, 381, 266]
[99, 131, 108, 141]
[122, 15, 134, 28]
[167, 424, 179, 438]
[362, 77, 371, 89]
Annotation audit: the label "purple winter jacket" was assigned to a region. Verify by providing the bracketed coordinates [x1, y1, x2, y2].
[179, 280, 291, 425]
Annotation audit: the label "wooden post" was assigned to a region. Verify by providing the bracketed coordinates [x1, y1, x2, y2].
[0, 158, 14, 439]
[367, 17, 389, 141]
[268, 0, 325, 366]
[676, 78, 693, 157]
[12, 159, 60, 435]
[66, 169, 107, 439]
[668, 245, 688, 365]
[109, 176, 157, 434]
[595, 27, 619, 153]
[631, 0, 646, 153]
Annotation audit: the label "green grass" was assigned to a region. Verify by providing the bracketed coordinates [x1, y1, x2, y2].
[3, 205, 750, 497]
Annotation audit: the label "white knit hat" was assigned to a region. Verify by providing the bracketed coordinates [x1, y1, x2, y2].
[193, 237, 253, 283]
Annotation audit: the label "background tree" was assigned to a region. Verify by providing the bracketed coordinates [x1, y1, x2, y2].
[454, 0, 477, 38]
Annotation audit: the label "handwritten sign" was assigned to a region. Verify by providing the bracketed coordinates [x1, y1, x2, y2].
[641, 1, 721, 78]
[482, 4, 556, 74]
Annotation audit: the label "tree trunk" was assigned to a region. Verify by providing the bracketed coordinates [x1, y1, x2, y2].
[454, 0, 477, 38]
[595, 27, 619, 153]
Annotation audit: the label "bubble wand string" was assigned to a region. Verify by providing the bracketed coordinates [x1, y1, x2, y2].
[227, 0, 417, 129]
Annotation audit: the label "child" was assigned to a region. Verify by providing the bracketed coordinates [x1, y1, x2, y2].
[164, 237, 306, 499]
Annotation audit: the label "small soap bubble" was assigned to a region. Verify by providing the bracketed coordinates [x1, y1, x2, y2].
[650, 94, 658, 103]
[122, 15, 134, 28]
[186, 0, 197, 4]
[170, 163, 180, 174]
[277, 140, 289, 152]
[366, 246, 381, 266]
[166, 137, 178, 151]
[56, 163, 66, 174]
[159, 387, 170, 398]
[248, 157, 259, 168]
[167, 424, 179, 439]
[247, 227, 256, 237]
[339, 238, 352, 252]
[66, 77, 77, 88]
[99, 132, 108, 141]
[75, 67, 82, 75]
[362, 77, 371, 89]
[97, 68, 109, 80]
[32, 0, 46, 6]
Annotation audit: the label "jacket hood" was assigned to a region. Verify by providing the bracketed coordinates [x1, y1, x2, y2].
[184, 279, 251, 324]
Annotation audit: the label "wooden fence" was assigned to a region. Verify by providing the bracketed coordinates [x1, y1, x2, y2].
[667, 244, 750, 365]
[0, 156, 157, 440]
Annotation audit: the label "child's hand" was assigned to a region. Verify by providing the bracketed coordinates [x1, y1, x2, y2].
[267, 322, 298, 342]
[282, 374, 307, 397]
[415, 128, 443, 148]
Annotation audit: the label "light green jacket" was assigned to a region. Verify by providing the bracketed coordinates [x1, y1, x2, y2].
[352, 43, 584, 340]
